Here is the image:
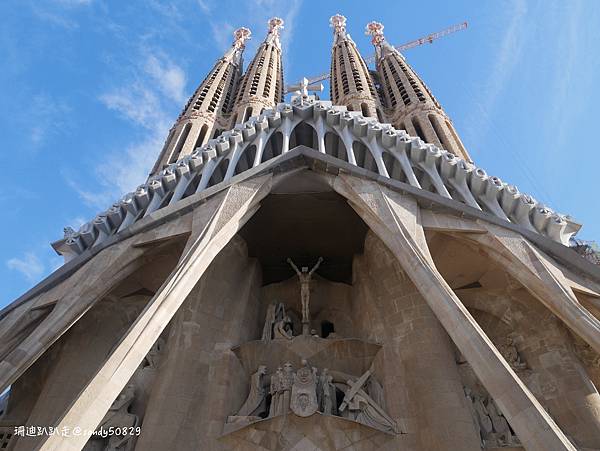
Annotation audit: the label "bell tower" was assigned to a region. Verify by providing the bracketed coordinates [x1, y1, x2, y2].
[329, 14, 383, 120]
[231, 17, 285, 126]
[149, 27, 251, 176]
[366, 21, 471, 161]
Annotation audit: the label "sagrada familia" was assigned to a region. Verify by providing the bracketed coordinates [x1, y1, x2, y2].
[1, 13, 600, 451]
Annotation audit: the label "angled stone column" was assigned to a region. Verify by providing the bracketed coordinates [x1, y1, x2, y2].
[0, 243, 147, 394]
[463, 225, 600, 355]
[332, 174, 575, 451]
[38, 175, 272, 451]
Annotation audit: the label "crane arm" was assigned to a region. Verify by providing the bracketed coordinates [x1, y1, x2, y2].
[284, 21, 467, 94]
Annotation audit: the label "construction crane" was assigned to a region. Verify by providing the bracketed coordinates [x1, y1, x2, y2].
[284, 21, 468, 94]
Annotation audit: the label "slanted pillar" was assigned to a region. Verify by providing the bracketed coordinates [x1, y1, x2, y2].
[38, 175, 272, 451]
[332, 174, 575, 451]
[0, 244, 147, 394]
[354, 231, 481, 450]
[464, 225, 600, 355]
[135, 236, 262, 450]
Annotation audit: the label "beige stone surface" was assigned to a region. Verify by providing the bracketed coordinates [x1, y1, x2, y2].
[332, 174, 576, 450]
[136, 236, 262, 451]
[37, 175, 272, 451]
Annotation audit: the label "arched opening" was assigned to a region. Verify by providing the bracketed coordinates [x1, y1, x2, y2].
[376, 109, 384, 123]
[352, 141, 378, 174]
[261, 131, 284, 163]
[411, 116, 426, 142]
[168, 122, 192, 164]
[212, 128, 223, 140]
[321, 320, 335, 338]
[194, 124, 209, 149]
[324, 132, 348, 162]
[208, 157, 229, 187]
[382, 152, 407, 183]
[360, 103, 370, 118]
[234, 145, 257, 175]
[242, 106, 252, 123]
[412, 166, 435, 193]
[289, 122, 318, 151]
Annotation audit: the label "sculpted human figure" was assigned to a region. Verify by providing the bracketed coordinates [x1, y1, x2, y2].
[486, 397, 517, 446]
[339, 372, 398, 433]
[237, 365, 268, 417]
[269, 367, 283, 417]
[143, 337, 165, 369]
[279, 362, 294, 413]
[98, 384, 138, 451]
[318, 369, 336, 415]
[262, 302, 286, 341]
[466, 388, 493, 444]
[498, 337, 527, 371]
[273, 315, 293, 340]
[287, 257, 323, 324]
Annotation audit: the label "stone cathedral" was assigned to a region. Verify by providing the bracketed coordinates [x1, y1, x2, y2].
[2, 13, 600, 451]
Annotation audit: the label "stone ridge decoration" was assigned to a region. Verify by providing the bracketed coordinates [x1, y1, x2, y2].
[53, 94, 580, 261]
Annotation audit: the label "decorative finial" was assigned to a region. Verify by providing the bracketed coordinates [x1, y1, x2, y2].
[233, 27, 251, 49]
[365, 21, 385, 45]
[268, 17, 284, 36]
[329, 14, 347, 34]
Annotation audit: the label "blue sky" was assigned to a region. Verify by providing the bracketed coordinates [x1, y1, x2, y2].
[1, 0, 599, 308]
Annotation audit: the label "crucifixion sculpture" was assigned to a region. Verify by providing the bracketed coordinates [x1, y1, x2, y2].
[287, 257, 323, 330]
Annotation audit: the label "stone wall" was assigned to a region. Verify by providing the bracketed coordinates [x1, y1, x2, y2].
[136, 235, 262, 451]
[351, 231, 481, 450]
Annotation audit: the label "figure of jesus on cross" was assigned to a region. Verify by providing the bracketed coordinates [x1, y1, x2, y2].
[287, 257, 323, 333]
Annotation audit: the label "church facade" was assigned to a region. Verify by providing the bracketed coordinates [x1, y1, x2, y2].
[1, 14, 600, 451]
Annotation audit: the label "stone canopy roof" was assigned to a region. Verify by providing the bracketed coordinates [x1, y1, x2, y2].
[52, 94, 581, 261]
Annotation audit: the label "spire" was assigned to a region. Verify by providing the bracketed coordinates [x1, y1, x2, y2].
[150, 27, 251, 176]
[231, 18, 285, 125]
[265, 16, 284, 49]
[366, 21, 472, 161]
[328, 14, 383, 119]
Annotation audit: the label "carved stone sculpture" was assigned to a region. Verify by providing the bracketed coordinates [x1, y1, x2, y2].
[339, 371, 398, 433]
[268, 367, 283, 417]
[262, 302, 286, 341]
[498, 337, 527, 371]
[464, 386, 520, 448]
[273, 315, 293, 340]
[236, 365, 268, 417]
[291, 359, 319, 417]
[287, 257, 323, 327]
[97, 384, 139, 451]
[486, 397, 519, 446]
[279, 362, 294, 414]
[143, 337, 165, 369]
[318, 369, 336, 415]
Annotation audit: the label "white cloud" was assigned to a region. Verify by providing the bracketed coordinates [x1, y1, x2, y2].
[26, 93, 71, 147]
[196, 0, 212, 15]
[100, 83, 165, 130]
[68, 50, 182, 210]
[463, 0, 527, 153]
[6, 253, 45, 282]
[145, 54, 187, 103]
[210, 21, 236, 52]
